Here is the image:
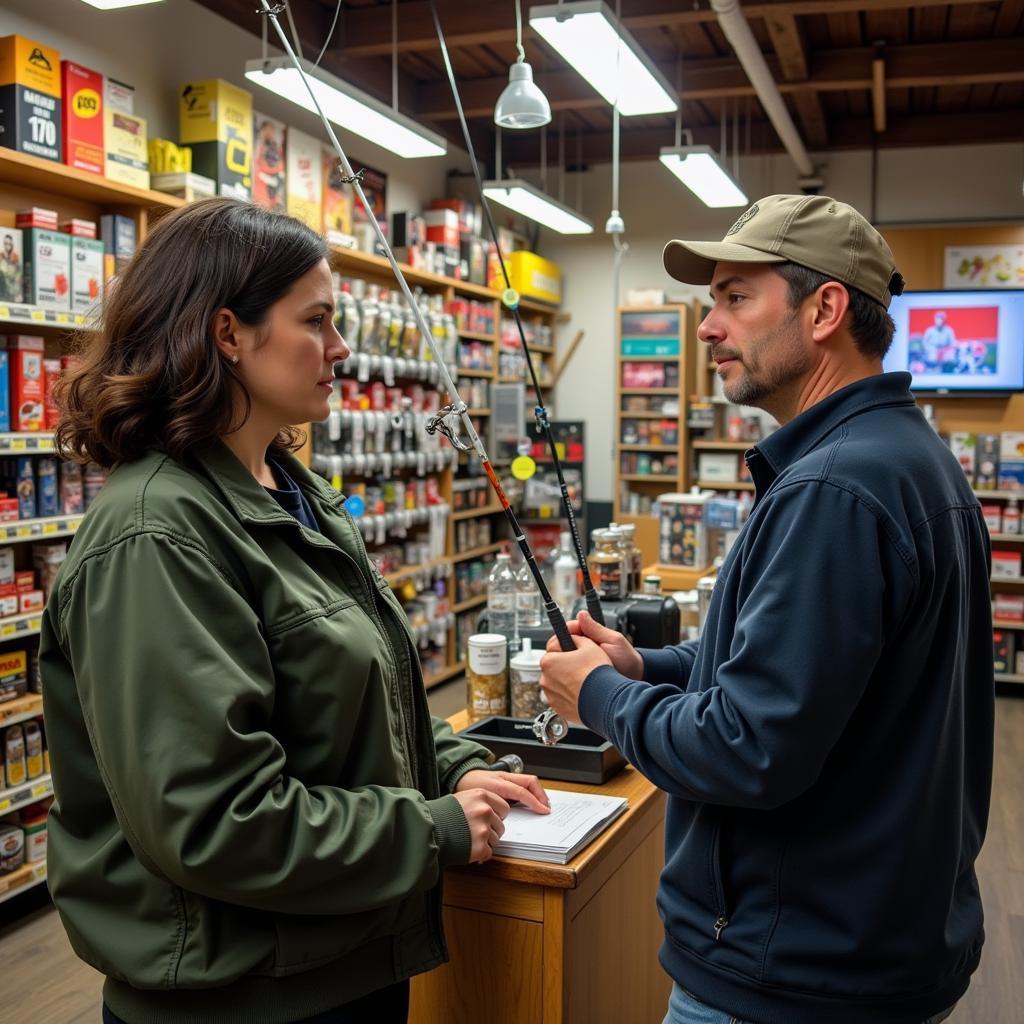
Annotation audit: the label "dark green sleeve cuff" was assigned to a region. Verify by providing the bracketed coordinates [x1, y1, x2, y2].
[426, 794, 473, 867]
[442, 756, 491, 794]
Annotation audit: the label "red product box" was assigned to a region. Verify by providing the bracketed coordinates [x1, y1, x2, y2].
[61, 61, 105, 176]
[0, 583, 16, 598]
[18, 590, 44, 614]
[992, 550, 1022, 580]
[0, 499, 19, 523]
[14, 571, 34, 593]
[423, 209, 460, 250]
[1, 336, 46, 432]
[43, 358, 61, 430]
[994, 594, 1024, 622]
[15, 208, 59, 231]
[59, 219, 98, 239]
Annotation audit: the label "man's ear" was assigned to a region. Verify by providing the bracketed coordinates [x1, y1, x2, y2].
[810, 282, 851, 344]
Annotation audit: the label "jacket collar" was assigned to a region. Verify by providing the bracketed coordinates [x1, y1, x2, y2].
[746, 371, 915, 495]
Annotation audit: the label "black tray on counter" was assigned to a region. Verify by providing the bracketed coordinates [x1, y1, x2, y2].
[458, 716, 627, 784]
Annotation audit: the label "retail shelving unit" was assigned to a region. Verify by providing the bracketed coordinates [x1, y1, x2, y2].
[614, 304, 699, 564]
[976, 488, 1024, 686]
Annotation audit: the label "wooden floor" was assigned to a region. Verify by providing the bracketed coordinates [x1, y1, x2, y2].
[1, 689, 1022, 1023]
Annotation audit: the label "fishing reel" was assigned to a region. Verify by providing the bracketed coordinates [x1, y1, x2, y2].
[532, 709, 569, 746]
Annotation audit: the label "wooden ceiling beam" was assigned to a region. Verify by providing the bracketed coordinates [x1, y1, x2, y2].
[339, 0, 988, 58]
[764, 13, 828, 151]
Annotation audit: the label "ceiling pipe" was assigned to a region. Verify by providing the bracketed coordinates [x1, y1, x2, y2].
[710, 0, 816, 182]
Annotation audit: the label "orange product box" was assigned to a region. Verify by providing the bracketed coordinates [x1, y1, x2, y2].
[1, 335, 46, 431]
[14, 571, 34, 593]
[61, 61, 104, 175]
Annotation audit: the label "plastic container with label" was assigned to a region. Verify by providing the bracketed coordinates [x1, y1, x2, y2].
[509, 638, 546, 720]
[466, 633, 508, 723]
[20, 804, 47, 864]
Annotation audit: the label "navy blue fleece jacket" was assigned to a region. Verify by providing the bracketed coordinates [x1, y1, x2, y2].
[579, 373, 994, 1024]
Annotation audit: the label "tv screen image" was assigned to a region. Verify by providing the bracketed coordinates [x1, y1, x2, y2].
[883, 290, 1024, 394]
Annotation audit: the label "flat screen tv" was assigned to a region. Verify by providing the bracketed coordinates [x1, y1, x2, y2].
[882, 289, 1024, 395]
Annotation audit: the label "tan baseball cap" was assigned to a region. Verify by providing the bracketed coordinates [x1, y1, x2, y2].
[663, 194, 905, 307]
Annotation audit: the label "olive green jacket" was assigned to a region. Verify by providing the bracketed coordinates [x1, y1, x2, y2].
[40, 443, 490, 1024]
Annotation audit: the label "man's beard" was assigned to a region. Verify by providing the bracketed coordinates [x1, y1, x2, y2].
[720, 309, 812, 409]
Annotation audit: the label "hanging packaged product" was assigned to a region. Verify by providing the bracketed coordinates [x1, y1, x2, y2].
[179, 79, 252, 200]
[0, 227, 24, 304]
[105, 109, 149, 189]
[0, 35, 62, 162]
[70, 237, 104, 313]
[2, 335, 46, 431]
[24, 229, 70, 311]
[285, 127, 323, 231]
[466, 633, 509, 723]
[61, 60, 104, 175]
[252, 112, 286, 213]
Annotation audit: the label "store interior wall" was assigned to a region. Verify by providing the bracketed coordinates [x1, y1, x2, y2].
[1, 0, 470, 219]
[540, 145, 1024, 503]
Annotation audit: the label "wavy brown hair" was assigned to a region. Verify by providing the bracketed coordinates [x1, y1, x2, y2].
[55, 197, 329, 467]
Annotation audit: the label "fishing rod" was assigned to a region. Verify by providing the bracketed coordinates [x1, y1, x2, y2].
[255, 0, 570, 745]
[428, 0, 606, 630]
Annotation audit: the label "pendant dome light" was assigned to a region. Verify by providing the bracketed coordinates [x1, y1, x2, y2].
[495, 0, 552, 129]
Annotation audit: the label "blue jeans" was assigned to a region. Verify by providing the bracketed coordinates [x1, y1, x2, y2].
[662, 983, 957, 1024]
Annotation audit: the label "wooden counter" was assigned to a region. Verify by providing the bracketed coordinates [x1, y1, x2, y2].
[409, 711, 670, 1024]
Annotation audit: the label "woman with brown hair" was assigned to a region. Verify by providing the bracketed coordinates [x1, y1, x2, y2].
[39, 197, 548, 1024]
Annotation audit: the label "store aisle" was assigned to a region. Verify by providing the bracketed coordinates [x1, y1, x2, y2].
[1, 692, 1022, 1024]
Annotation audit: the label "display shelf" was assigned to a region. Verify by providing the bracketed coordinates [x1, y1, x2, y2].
[0, 305, 89, 332]
[0, 861, 47, 906]
[517, 297, 558, 315]
[452, 504, 502, 521]
[697, 480, 755, 491]
[995, 673, 1024, 685]
[457, 368, 494, 379]
[423, 662, 465, 689]
[0, 773, 52, 815]
[0, 515, 84, 544]
[618, 444, 678, 453]
[0, 611, 43, 642]
[620, 387, 679, 395]
[452, 542, 502, 563]
[992, 575, 1024, 585]
[0, 147, 186, 210]
[458, 329, 497, 343]
[0, 693, 43, 727]
[527, 343, 554, 355]
[0, 433, 57, 454]
[692, 440, 754, 451]
[974, 490, 1023, 499]
[994, 619, 1024, 630]
[991, 534, 1024, 542]
[620, 354, 678, 363]
[331, 245, 493, 299]
[620, 474, 677, 483]
[467, 408, 491, 416]
[618, 410, 680, 419]
[453, 594, 487, 614]
[382, 557, 452, 588]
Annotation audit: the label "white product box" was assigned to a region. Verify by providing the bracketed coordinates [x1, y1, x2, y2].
[24, 229, 70, 310]
[0, 227, 24, 304]
[947, 432, 976, 482]
[0, 548, 13, 587]
[698, 451, 740, 482]
[992, 550, 1022, 580]
[70, 237, 104, 312]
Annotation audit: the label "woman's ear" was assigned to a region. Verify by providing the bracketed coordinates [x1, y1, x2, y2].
[212, 308, 242, 363]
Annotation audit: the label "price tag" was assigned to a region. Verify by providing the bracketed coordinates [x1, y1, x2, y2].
[10, 438, 26, 451]
[31, 782, 48, 798]
[0, 624, 16, 639]
[512, 455, 537, 480]
[42, 522, 58, 534]
[0, 307, 9, 318]
[15, 526, 31, 538]
[0, 799, 10, 813]
[28, 618, 40, 632]
[30, 309, 46, 322]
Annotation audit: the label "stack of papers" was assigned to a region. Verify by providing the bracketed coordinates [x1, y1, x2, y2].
[495, 789, 629, 864]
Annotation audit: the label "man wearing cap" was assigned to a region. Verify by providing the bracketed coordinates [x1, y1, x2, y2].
[541, 195, 993, 1024]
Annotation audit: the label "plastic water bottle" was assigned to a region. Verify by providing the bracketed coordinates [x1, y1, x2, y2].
[516, 562, 542, 628]
[552, 531, 579, 617]
[487, 553, 517, 637]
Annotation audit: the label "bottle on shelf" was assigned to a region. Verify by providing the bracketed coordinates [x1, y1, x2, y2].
[552, 530, 580, 616]
[619, 522, 642, 594]
[590, 528, 626, 601]
[487, 553, 517, 638]
[515, 560, 542, 629]
[1004, 497, 1021, 536]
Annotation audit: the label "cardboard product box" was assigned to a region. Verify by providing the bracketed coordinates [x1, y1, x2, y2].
[105, 110, 148, 189]
[61, 60, 103, 175]
[43, 359, 60, 429]
[975, 433, 1000, 489]
[0, 650, 27, 704]
[149, 171, 215, 203]
[321, 146, 353, 236]
[429, 198, 481, 237]
[994, 594, 1024, 622]
[15, 207, 58, 231]
[0, 227, 23, 304]
[423, 208, 459, 250]
[660, 492, 709, 568]
[24, 230, 70, 311]
[981, 503, 1002, 534]
[0, 498, 19, 523]
[461, 236, 487, 286]
[59, 218, 97, 239]
[179, 79, 252, 200]
[0, 352, 8, 433]
[14, 570, 33, 593]
[100, 214, 136, 276]
[491, 250, 562, 305]
[2, 335, 46, 431]
[251, 113, 285, 213]
[998, 432, 1024, 491]
[698, 451, 740, 483]
[993, 631, 1015, 674]
[1016, 649, 1024, 676]
[992, 550, 1022, 580]
[0, 548, 13, 587]
[947, 432, 976, 484]
[0, 35, 62, 162]
[18, 589, 43, 614]
[70, 237, 103, 313]
[285, 128, 322, 231]
[106, 77, 133, 114]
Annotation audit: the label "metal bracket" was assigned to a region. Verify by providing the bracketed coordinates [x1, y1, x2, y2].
[426, 401, 471, 450]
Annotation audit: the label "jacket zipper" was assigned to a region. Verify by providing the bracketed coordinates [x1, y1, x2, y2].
[710, 822, 730, 941]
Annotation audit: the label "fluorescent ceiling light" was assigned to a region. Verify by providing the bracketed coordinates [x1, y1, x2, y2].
[80, 0, 164, 8]
[529, 1, 677, 116]
[659, 146, 748, 208]
[483, 179, 593, 235]
[245, 57, 446, 160]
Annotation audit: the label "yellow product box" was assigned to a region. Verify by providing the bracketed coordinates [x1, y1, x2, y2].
[179, 79, 252, 200]
[285, 127, 322, 232]
[491, 250, 562, 306]
[105, 110, 148, 189]
[0, 35, 62, 162]
[0, 649, 27, 704]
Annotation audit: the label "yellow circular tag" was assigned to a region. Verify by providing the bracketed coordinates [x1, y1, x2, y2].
[502, 288, 520, 309]
[511, 455, 537, 480]
[400, 581, 418, 601]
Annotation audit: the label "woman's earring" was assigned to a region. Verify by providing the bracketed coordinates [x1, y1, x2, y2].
[231, 355, 239, 364]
